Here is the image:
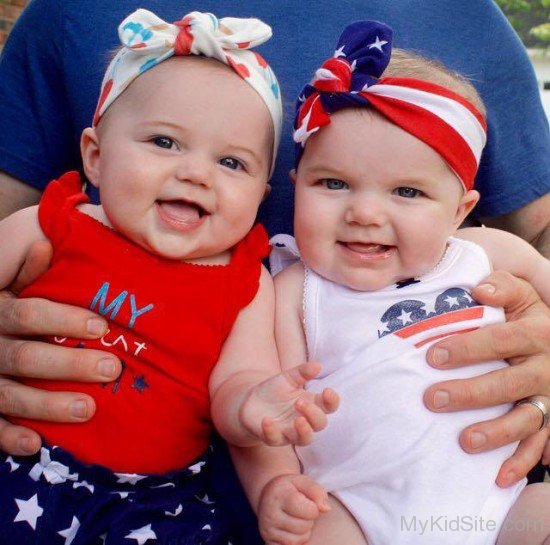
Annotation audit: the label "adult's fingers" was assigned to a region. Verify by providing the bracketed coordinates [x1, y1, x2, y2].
[495, 429, 549, 488]
[471, 271, 543, 321]
[458, 396, 550, 454]
[0, 377, 95, 422]
[426, 271, 549, 368]
[427, 321, 538, 368]
[424, 355, 549, 412]
[0, 338, 120, 382]
[0, 296, 108, 338]
[10, 240, 53, 295]
[0, 416, 42, 455]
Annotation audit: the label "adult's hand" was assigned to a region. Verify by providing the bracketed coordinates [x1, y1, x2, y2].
[423, 271, 550, 487]
[0, 241, 121, 455]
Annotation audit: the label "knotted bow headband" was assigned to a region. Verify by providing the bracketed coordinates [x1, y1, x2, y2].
[93, 9, 282, 173]
[294, 21, 487, 191]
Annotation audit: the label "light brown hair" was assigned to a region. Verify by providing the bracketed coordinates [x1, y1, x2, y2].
[382, 49, 486, 116]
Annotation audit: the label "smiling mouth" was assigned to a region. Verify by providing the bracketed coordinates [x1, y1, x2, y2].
[156, 199, 209, 230]
[338, 241, 395, 259]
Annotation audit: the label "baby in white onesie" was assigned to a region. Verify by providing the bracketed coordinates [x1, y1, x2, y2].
[259, 20, 550, 545]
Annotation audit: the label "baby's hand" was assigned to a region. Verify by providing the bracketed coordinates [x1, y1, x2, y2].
[259, 473, 330, 545]
[241, 362, 339, 446]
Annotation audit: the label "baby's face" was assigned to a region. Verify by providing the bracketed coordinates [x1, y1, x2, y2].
[84, 57, 272, 262]
[293, 109, 478, 291]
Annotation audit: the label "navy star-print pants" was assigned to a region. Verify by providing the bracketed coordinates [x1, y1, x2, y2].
[0, 445, 236, 545]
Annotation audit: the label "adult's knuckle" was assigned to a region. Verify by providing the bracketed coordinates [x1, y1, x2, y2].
[461, 379, 487, 407]
[501, 369, 529, 402]
[69, 349, 89, 374]
[530, 316, 550, 351]
[40, 394, 60, 421]
[9, 341, 37, 376]
[0, 382, 17, 414]
[490, 326, 517, 359]
[10, 300, 40, 331]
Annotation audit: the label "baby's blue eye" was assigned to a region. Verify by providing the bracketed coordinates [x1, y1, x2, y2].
[395, 187, 422, 198]
[152, 136, 175, 150]
[219, 157, 243, 170]
[322, 179, 349, 190]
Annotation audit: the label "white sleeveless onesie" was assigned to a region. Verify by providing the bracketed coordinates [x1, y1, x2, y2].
[270, 235, 526, 545]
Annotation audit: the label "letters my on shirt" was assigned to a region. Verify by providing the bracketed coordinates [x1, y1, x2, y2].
[90, 281, 154, 329]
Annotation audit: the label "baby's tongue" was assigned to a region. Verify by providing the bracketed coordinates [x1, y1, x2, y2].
[346, 242, 387, 254]
[159, 200, 201, 226]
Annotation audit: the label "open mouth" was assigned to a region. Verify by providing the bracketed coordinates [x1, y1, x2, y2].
[155, 199, 209, 230]
[338, 241, 395, 259]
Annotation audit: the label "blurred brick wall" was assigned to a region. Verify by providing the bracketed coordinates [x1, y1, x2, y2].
[0, 0, 29, 51]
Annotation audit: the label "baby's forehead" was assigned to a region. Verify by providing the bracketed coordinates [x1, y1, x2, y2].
[100, 56, 273, 127]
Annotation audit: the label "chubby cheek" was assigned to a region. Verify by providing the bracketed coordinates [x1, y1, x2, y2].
[399, 219, 449, 275]
[221, 189, 263, 233]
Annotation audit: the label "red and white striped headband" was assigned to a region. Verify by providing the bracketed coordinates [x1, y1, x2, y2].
[293, 22, 487, 191]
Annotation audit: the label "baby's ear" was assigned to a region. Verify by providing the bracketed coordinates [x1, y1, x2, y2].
[80, 127, 101, 188]
[262, 184, 272, 201]
[454, 190, 480, 229]
[289, 169, 297, 184]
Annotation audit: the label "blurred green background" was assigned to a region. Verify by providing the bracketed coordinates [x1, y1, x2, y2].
[495, 0, 550, 48]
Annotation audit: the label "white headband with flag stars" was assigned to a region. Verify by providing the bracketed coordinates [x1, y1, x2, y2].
[93, 9, 282, 174]
[294, 21, 487, 191]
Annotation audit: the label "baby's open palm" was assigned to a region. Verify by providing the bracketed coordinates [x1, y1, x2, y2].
[241, 362, 339, 446]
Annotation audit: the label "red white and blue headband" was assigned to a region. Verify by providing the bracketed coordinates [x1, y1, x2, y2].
[294, 21, 487, 191]
[93, 9, 282, 174]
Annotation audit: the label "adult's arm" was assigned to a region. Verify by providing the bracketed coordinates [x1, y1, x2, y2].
[424, 272, 550, 486]
[464, 3, 550, 229]
[0, 172, 41, 220]
[482, 193, 550, 258]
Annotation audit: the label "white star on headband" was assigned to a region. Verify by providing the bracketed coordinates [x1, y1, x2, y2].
[333, 45, 346, 58]
[293, 99, 321, 146]
[368, 36, 388, 51]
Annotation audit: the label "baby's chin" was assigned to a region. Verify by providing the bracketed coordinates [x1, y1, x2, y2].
[317, 268, 399, 292]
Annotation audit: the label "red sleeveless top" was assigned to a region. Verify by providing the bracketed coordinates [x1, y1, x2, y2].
[14, 172, 269, 473]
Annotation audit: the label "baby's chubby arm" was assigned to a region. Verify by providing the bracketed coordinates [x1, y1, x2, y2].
[0, 206, 46, 288]
[209, 265, 338, 449]
[228, 262, 333, 545]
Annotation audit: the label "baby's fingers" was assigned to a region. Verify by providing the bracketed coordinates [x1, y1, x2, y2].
[262, 417, 286, 446]
[318, 387, 340, 413]
[295, 400, 328, 436]
[290, 474, 331, 514]
[287, 415, 314, 446]
[283, 362, 322, 388]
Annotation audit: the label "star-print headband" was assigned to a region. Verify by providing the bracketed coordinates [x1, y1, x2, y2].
[93, 9, 283, 174]
[294, 21, 487, 191]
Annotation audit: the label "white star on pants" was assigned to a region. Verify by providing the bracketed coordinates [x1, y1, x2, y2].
[126, 524, 157, 544]
[14, 494, 43, 530]
[6, 456, 20, 472]
[58, 516, 80, 545]
[114, 472, 147, 485]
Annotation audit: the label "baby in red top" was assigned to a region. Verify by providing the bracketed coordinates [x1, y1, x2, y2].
[0, 9, 337, 544]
